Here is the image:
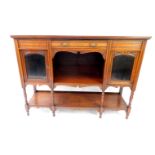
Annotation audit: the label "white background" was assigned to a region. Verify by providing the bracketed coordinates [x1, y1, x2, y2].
[0, 0, 155, 155]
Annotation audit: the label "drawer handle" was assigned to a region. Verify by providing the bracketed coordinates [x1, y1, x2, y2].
[62, 42, 68, 47]
[90, 43, 96, 47]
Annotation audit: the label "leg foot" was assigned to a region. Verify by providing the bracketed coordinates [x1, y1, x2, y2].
[99, 112, 102, 118]
[100, 91, 105, 118]
[126, 106, 131, 119]
[53, 109, 56, 117]
[126, 89, 134, 119]
[25, 104, 30, 116]
[50, 106, 56, 117]
[99, 107, 104, 118]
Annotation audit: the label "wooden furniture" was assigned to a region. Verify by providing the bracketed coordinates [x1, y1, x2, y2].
[11, 35, 151, 118]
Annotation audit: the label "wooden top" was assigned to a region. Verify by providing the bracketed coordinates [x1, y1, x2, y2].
[11, 35, 151, 40]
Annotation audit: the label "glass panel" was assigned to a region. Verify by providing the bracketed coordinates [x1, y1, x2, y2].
[111, 55, 134, 81]
[25, 53, 46, 79]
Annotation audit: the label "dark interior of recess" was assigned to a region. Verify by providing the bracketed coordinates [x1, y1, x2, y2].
[53, 52, 104, 84]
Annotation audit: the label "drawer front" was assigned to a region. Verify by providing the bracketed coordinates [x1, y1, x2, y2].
[111, 40, 142, 51]
[51, 40, 108, 48]
[18, 40, 48, 49]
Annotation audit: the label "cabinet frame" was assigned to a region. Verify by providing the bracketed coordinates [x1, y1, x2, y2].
[107, 50, 140, 87]
[11, 36, 151, 118]
[20, 49, 50, 85]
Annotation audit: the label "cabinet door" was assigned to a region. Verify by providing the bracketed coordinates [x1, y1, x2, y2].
[108, 40, 142, 86]
[108, 52, 139, 86]
[21, 50, 49, 83]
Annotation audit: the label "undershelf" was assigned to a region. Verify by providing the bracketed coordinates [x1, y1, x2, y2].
[28, 91, 127, 111]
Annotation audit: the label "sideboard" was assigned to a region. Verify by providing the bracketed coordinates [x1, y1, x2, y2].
[11, 35, 151, 118]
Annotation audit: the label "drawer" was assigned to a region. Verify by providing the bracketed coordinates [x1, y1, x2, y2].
[18, 40, 48, 49]
[51, 40, 108, 48]
[111, 40, 142, 51]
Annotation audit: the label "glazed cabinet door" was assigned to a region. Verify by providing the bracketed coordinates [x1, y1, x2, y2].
[20, 50, 49, 84]
[110, 53, 137, 84]
[108, 40, 142, 86]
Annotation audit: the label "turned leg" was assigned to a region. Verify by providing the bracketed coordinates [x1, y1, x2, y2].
[51, 92, 56, 117]
[23, 86, 30, 116]
[126, 90, 134, 119]
[50, 106, 56, 117]
[51, 90, 56, 117]
[25, 103, 30, 116]
[99, 92, 104, 118]
[50, 86, 56, 117]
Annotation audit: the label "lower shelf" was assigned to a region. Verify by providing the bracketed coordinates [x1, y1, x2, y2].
[28, 91, 127, 111]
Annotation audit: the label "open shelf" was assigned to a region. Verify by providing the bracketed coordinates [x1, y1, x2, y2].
[53, 52, 104, 86]
[54, 65, 103, 85]
[28, 91, 127, 111]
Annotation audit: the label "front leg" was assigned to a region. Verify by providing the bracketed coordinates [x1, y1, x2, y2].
[126, 90, 134, 119]
[99, 92, 104, 118]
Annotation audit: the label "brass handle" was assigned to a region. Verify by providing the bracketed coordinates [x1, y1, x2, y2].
[90, 42, 96, 47]
[62, 42, 68, 47]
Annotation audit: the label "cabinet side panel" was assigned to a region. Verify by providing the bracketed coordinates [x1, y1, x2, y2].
[132, 40, 147, 90]
[14, 39, 25, 87]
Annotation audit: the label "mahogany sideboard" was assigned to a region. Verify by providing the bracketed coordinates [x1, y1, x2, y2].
[11, 35, 151, 118]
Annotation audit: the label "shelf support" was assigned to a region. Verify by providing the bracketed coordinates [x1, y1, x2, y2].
[99, 40, 112, 118]
[23, 86, 29, 116]
[50, 85, 56, 117]
[99, 88, 105, 118]
[99, 92, 104, 118]
[126, 89, 135, 119]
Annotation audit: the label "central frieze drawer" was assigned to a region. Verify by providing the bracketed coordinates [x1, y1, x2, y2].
[51, 40, 108, 48]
